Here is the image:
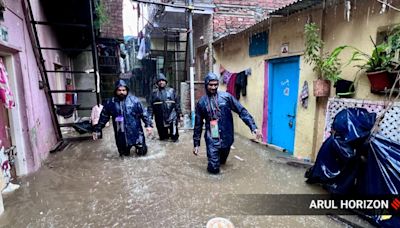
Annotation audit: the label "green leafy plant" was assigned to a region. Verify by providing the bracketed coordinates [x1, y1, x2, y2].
[348, 26, 400, 73]
[348, 38, 393, 73]
[94, 0, 109, 30]
[343, 30, 400, 93]
[304, 23, 347, 84]
[388, 26, 400, 69]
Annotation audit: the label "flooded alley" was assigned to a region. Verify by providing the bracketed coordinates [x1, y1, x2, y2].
[0, 128, 370, 227]
[0, 0, 398, 227]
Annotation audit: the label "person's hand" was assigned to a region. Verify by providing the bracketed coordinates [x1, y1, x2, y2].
[92, 132, 99, 140]
[252, 129, 263, 141]
[146, 127, 153, 137]
[193, 147, 199, 156]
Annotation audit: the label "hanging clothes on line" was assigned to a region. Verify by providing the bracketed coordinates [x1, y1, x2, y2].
[220, 65, 251, 100]
[222, 70, 233, 84]
[0, 58, 15, 109]
[235, 71, 248, 99]
[137, 38, 146, 60]
[226, 73, 237, 97]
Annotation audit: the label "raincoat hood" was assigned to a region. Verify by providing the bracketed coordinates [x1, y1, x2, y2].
[204, 72, 219, 95]
[114, 79, 130, 93]
[156, 73, 168, 84]
[204, 72, 219, 85]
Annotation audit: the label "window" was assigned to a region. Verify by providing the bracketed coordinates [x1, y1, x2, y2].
[249, 31, 268, 57]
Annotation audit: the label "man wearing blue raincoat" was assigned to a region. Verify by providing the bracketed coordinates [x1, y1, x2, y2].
[148, 73, 182, 142]
[193, 72, 263, 174]
[93, 80, 153, 156]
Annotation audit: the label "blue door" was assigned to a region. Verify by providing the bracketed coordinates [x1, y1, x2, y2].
[268, 56, 300, 154]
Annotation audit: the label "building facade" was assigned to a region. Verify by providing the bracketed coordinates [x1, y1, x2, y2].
[214, 0, 400, 160]
[0, 0, 71, 177]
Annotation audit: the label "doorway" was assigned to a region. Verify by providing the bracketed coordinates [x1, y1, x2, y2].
[267, 56, 300, 154]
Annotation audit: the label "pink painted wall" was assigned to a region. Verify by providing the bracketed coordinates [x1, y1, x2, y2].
[0, 0, 70, 173]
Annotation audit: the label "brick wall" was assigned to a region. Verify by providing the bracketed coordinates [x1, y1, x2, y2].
[193, 15, 213, 49]
[193, 15, 213, 80]
[213, 0, 295, 39]
[100, 0, 123, 40]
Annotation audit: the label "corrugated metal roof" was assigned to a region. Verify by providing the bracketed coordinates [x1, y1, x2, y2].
[213, 0, 324, 44]
[270, 0, 322, 16]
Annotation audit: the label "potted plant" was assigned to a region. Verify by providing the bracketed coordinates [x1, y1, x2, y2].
[350, 28, 400, 93]
[335, 78, 355, 97]
[304, 23, 352, 97]
[352, 41, 392, 93]
[324, 46, 356, 97]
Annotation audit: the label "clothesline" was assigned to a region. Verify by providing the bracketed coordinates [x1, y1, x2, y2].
[220, 65, 251, 100]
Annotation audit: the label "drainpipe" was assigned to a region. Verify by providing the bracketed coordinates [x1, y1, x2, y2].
[187, 0, 195, 128]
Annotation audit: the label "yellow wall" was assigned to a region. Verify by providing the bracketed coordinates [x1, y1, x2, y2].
[324, 0, 400, 101]
[215, 35, 264, 141]
[214, 9, 322, 160]
[316, 1, 400, 157]
[214, 0, 400, 161]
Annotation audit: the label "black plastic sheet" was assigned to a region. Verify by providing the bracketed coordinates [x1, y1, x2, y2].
[305, 108, 400, 227]
[361, 135, 400, 195]
[73, 120, 93, 134]
[305, 108, 376, 194]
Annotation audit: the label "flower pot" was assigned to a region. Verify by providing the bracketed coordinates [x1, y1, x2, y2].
[313, 79, 331, 97]
[335, 79, 355, 97]
[388, 71, 400, 88]
[366, 70, 391, 93]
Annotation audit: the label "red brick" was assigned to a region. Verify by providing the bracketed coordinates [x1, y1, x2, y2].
[100, 0, 123, 39]
[212, 0, 295, 39]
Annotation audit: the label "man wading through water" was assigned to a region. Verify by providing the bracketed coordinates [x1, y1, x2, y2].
[148, 73, 182, 142]
[193, 72, 263, 174]
[93, 80, 153, 156]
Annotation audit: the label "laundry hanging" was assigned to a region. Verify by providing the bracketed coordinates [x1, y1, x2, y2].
[222, 70, 233, 84]
[220, 65, 251, 100]
[0, 59, 15, 109]
[137, 38, 146, 60]
[235, 71, 248, 99]
[226, 73, 237, 97]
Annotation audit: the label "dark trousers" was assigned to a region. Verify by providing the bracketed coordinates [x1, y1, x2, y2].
[157, 121, 179, 141]
[206, 145, 231, 174]
[118, 143, 147, 156]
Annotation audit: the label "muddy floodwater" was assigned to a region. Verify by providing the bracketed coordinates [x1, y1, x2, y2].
[0, 127, 372, 227]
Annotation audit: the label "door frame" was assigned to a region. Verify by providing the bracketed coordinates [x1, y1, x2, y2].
[267, 56, 300, 154]
[0, 52, 28, 175]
